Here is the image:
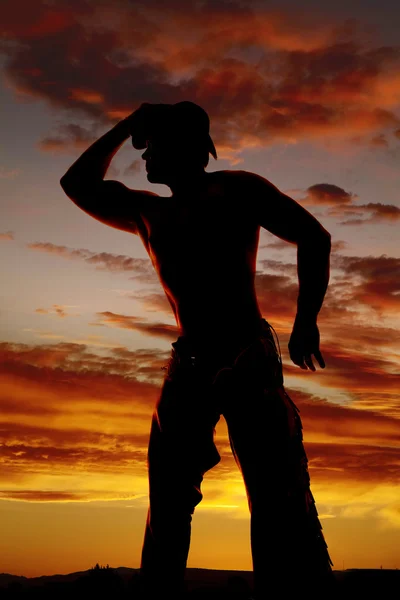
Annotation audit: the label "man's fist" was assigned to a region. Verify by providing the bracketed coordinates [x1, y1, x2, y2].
[123, 103, 153, 149]
[124, 103, 171, 150]
[288, 317, 325, 371]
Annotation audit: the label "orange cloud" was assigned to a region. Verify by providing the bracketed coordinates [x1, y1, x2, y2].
[0, 340, 169, 385]
[1, 338, 399, 509]
[34, 304, 78, 319]
[0, 231, 15, 240]
[0, 344, 163, 500]
[69, 88, 104, 104]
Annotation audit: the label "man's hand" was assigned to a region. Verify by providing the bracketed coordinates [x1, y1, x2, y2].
[288, 317, 326, 371]
[124, 103, 171, 150]
[122, 103, 153, 148]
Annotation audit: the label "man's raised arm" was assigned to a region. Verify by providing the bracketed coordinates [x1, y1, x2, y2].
[240, 170, 331, 371]
[60, 108, 157, 235]
[60, 118, 131, 190]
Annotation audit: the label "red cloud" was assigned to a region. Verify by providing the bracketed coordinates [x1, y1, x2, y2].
[369, 133, 389, 148]
[301, 183, 356, 206]
[331, 254, 400, 313]
[296, 183, 398, 225]
[1, 1, 400, 156]
[338, 202, 400, 225]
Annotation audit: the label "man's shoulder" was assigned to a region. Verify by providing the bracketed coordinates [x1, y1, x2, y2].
[209, 169, 275, 198]
[210, 168, 255, 179]
[210, 168, 269, 186]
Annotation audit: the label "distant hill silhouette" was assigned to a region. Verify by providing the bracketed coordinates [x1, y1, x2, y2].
[0, 565, 399, 598]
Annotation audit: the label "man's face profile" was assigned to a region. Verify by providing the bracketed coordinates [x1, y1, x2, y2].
[142, 134, 194, 185]
[142, 137, 171, 184]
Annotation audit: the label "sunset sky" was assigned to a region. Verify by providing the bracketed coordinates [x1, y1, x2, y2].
[1, 0, 399, 578]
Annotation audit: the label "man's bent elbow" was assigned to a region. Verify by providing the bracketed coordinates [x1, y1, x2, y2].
[60, 174, 74, 195]
[60, 174, 93, 200]
[316, 230, 331, 254]
[315, 223, 331, 246]
[299, 226, 331, 251]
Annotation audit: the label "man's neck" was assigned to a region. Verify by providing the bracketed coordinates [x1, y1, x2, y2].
[169, 169, 208, 198]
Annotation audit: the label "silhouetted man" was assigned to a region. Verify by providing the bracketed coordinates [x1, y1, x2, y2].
[60, 101, 336, 599]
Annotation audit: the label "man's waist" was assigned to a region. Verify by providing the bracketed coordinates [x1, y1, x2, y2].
[174, 317, 274, 359]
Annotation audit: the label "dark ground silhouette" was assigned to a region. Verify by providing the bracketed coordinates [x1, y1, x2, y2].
[1, 565, 398, 599]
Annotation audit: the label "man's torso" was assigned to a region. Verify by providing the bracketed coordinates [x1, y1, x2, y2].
[136, 170, 263, 350]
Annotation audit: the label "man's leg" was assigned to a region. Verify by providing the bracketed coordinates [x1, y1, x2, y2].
[139, 349, 221, 599]
[220, 326, 336, 598]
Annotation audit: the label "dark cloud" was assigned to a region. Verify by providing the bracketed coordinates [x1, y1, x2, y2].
[27, 241, 158, 283]
[294, 182, 398, 225]
[0, 438, 148, 473]
[94, 311, 178, 340]
[369, 133, 389, 148]
[301, 183, 356, 206]
[255, 272, 298, 320]
[37, 122, 98, 154]
[285, 344, 400, 407]
[1, 1, 400, 156]
[287, 388, 400, 449]
[306, 442, 400, 485]
[331, 254, 400, 313]
[338, 202, 400, 225]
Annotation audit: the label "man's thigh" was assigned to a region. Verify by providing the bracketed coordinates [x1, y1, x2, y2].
[219, 336, 302, 500]
[149, 367, 222, 485]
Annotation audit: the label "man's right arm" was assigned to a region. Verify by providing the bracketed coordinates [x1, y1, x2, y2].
[60, 114, 158, 235]
[238, 170, 331, 371]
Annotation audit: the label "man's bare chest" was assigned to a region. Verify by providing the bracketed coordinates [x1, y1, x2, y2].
[144, 199, 249, 263]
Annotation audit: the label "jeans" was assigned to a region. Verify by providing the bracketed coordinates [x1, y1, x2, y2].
[139, 318, 335, 598]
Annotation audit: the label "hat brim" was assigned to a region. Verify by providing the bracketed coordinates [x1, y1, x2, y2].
[207, 135, 218, 160]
